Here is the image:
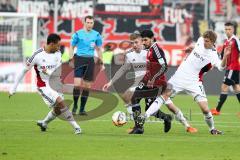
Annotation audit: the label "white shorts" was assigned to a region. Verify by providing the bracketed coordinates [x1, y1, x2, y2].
[168, 76, 207, 101]
[37, 86, 64, 107]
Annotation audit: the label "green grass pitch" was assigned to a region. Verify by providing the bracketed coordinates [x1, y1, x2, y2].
[0, 92, 240, 160]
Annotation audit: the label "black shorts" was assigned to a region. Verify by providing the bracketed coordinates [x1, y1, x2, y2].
[74, 55, 95, 81]
[131, 86, 159, 105]
[223, 70, 239, 86]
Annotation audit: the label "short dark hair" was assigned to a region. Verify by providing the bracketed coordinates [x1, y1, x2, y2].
[203, 30, 217, 43]
[84, 15, 94, 22]
[47, 33, 61, 45]
[225, 21, 234, 27]
[141, 30, 154, 38]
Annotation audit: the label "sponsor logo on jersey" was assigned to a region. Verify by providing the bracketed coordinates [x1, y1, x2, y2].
[40, 65, 56, 69]
[134, 64, 146, 69]
[193, 52, 205, 61]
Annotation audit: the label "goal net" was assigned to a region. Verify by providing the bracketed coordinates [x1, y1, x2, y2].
[0, 12, 37, 62]
[0, 12, 37, 92]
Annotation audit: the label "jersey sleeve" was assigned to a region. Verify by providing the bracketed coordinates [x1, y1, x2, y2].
[71, 32, 79, 47]
[234, 37, 240, 53]
[26, 52, 38, 70]
[142, 43, 167, 84]
[151, 43, 168, 82]
[110, 54, 131, 84]
[95, 33, 103, 47]
[195, 37, 204, 48]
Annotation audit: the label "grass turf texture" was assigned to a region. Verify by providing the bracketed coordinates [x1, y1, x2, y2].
[0, 92, 240, 160]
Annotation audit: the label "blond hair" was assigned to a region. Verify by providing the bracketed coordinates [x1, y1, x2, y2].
[202, 30, 217, 43]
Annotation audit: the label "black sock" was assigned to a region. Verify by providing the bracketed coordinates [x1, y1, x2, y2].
[80, 90, 89, 112]
[155, 110, 168, 119]
[73, 88, 80, 111]
[216, 93, 228, 112]
[236, 92, 240, 103]
[131, 104, 143, 128]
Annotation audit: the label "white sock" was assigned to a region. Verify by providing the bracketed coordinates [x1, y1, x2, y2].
[59, 107, 80, 129]
[69, 121, 81, 129]
[126, 104, 133, 115]
[204, 112, 214, 130]
[145, 96, 165, 118]
[175, 109, 190, 129]
[42, 110, 56, 125]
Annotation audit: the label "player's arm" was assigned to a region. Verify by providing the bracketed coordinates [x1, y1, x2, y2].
[95, 46, 103, 63]
[150, 44, 168, 83]
[69, 32, 79, 59]
[215, 45, 231, 71]
[95, 33, 103, 64]
[235, 38, 240, 61]
[69, 45, 75, 60]
[183, 44, 194, 59]
[103, 56, 131, 90]
[9, 56, 35, 97]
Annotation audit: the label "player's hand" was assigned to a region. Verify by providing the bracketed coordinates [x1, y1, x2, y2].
[184, 46, 194, 53]
[8, 91, 15, 99]
[147, 80, 154, 88]
[223, 45, 231, 57]
[42, 68, 48, 75]
[68, 58, 74, 68]
[100, 64, 105, 71]
[102, 82, 111, 91]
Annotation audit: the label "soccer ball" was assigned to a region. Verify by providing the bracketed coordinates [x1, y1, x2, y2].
[112, 111, 127, 127]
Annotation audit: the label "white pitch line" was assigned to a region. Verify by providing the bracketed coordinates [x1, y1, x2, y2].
[0, 119, 240, 125]
[189, 113, 239, 116]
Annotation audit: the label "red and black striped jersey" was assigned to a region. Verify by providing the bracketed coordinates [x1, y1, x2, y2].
[142, 42, 167, 87]
[221, 35, 240, 71]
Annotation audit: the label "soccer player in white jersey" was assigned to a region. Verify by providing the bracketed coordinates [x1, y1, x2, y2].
[9, 34, 81, 134]
[103, 32, 197, 133]
[138, 30, 230, 135]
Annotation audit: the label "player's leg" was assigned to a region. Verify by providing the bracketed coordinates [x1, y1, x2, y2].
[233, 84, 240, 103]
[54, 97, 81, 134]
[36, 87, 57, 131]
[213, 83, 229, 114]
[120, 89, 134, 120]
[79, 80, 91, 115]
[128, 86, 149, 134]
[79, 57, 94, 115]
[144, 84, 172, 119]
[165, 98, 197, 133]
[213, 70, 233, 115]
[72, 55, 84, 114]
[196, 98, 222, 134]
[145, 97, 172, 133]
[72, 78, 82, 114]
[37, 88, 81, 134]
[232, 71, 240, 103]
[130, 85, 172, 134]
[189, 84, 222, 134]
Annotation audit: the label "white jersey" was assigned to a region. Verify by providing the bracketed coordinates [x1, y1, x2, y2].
[111, 50, 147, 84]
[171, 37, 223, 85]
[26, 48, 62, 87]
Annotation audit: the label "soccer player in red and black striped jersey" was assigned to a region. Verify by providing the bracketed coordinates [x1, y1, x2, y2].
[211, 22, 240, 115]
[129, 30, 172, 134]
